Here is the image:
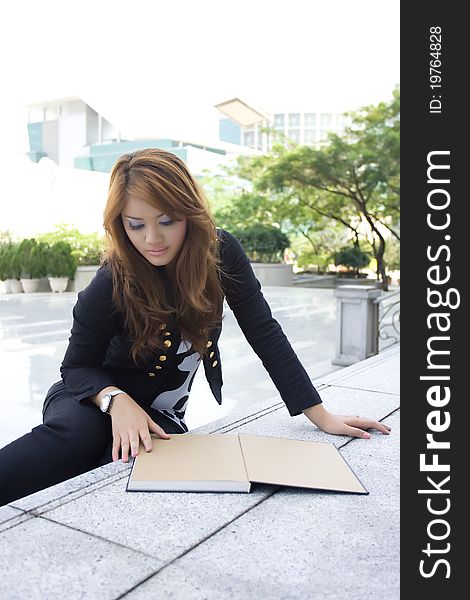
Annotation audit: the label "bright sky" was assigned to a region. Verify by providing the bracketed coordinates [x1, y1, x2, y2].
[1, 0, 399, 154]
[0, 0, 399, 237]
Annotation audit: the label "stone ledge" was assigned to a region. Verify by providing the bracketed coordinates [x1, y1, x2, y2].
[0, 345, 400, 599]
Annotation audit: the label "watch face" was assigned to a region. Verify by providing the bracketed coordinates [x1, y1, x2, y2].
[101, 394, 111, 411]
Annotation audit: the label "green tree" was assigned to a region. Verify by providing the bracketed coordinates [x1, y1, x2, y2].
[213, 191, 275, 232]
[383, 234, 400, 271]
[232, 89, 400, 290]
[211, 160, 357, 272]
[292, 220, 351, 273]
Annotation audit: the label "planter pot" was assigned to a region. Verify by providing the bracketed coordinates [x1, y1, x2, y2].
[68, 265, 100, 293]
[0, 279, 11, 293]
[4, 279, 23, 293]
[250, 263, 294, 286]
[20, 278, 42, 293]
[48, 276, 70, 293]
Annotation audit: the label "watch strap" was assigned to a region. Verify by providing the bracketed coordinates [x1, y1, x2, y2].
[101, 389, 126, 413]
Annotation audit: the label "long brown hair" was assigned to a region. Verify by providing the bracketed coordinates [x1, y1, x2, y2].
[101, 148, 226, 364]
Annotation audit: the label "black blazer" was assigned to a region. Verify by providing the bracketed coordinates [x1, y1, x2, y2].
[59, 227, 322, 417]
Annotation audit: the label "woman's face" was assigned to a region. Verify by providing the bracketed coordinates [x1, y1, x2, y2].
[121, 195, 187, 275]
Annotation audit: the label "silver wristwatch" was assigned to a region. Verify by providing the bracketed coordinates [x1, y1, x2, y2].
[99, 389, 126, 414]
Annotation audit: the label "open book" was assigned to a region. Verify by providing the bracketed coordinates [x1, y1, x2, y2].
[126, 433, 368, 495]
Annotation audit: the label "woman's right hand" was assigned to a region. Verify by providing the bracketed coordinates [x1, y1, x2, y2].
[109, 395, 171, 462]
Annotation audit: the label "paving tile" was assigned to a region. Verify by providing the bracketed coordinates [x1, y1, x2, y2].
[328, 351, 400, 396]
[39, 473, 275, 564]
[0, 504, 34, 533]
[0, 516, 164, 600]
[214, 386, 398, 450]
[123, 413, 399, 600]
[9, 459, 130, 513]
[0, 504, 23, 524]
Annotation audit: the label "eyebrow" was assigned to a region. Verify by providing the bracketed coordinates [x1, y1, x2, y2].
[124, 213, 165, 220]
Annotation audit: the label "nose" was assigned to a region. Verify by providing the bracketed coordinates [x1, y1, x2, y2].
[145, 225, 165, 245]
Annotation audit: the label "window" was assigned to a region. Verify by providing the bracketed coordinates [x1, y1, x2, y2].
[288, 129, 300, 143]
[243, 131, 255, 147]
[303, 130, 317, 145]
[304, 113, 316, 127]
[320, 113, 332, 127]
[288, 113, 301, 126]
[274, 113, 285, 127]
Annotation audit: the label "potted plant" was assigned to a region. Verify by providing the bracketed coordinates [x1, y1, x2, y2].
[0, 244, 9, 293]
[17, 238, 49, 293]
[36, 224, 106, 292]
[233, 224, 293, 286]
[45, 241, 78, 292]
[0, 243, 23, 293]
[333, 245, 377, 286]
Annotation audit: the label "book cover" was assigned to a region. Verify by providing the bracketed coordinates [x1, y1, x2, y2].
[126, 433, 368, 495]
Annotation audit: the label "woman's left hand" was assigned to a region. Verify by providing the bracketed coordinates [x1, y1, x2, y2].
[302, 403, 392, 439]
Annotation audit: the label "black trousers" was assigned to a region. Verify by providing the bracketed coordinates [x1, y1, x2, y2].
[0, 380, 185, 507]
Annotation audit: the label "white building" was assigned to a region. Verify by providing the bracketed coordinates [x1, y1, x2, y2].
[217, 98, 351, 152]
[24, 97, 259, 177]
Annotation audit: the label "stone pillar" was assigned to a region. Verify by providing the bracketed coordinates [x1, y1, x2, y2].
[332, 285, 382, 366]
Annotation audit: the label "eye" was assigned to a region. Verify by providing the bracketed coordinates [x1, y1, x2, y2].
[128, 222, 144, 230]
[159, 219, 174, 227]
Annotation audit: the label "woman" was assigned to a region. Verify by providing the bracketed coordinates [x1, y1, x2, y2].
[0, 148, 390, 507]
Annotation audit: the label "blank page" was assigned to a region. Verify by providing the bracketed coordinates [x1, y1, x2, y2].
[239, 434, 368, 494]
[130, 433, 249, 483]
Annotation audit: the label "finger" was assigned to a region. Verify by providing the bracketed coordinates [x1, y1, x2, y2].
[148, 419, 171, 439]
[364, 420, 391, 435]
[343, 425, 371, 439]
[112, 439, 120, 462]
[141, 431, 153, 453]
[346, 417, 391, 435]
[121, 438, 130, 462]
[130, 436, 140, 458]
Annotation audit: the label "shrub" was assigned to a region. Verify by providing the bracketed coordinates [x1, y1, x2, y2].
[0, 243, 22, 279]
[232, 224, 290, 264]
[36, 224, 106, 266]
[17, 239, 49, 279]
[0, 244, 8, 281]
[334, 246, 371, 277]
[45, 241, 78, 279]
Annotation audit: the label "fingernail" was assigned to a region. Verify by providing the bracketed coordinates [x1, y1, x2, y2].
[362, 432, 371, 439]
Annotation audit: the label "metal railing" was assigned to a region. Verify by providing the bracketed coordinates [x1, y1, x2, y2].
[375, 290, 400, 351]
